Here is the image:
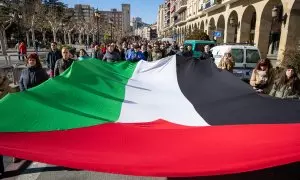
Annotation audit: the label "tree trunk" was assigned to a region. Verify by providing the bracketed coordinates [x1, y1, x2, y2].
[0, 30, 8, 62]
[63, 31, 67, 44]
[79, 33, 82, 45]
[3, 30, 8, 49]
[68, 32, 72, 45]
[92, 34, 96, 43]
[26, 31, 30, 47]
[52, 29, 57, 43]
[86, 34, 90, 46]
[42, 31, 46, 43]
[31, 28, 36, 48]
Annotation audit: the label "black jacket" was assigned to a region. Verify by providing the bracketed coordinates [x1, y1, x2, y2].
[46, 50, 62, 71]
[200, 51, 214, 61]
[19, 67, 49, 91]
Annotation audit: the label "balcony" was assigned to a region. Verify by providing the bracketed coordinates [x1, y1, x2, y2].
[176, 0, 187, 13]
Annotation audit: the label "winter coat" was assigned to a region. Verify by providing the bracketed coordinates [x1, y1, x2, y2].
[0, 75, 12, 99]
[149, 50, 163, 61]
[126, 50, 145, 62]
[103, 51, 121, 62]
[19, 43, 27, 54]
[19, 67, 49, 91]
[269, 79, 300, 99]
[142, 51, 149, 60]
[217, 57, 235, 72]
[54, 58, 75, 77]
[46, 50, 62, 71]
[92, 50, 104, 60]
[184, 50, 193, 58]
[250, 69, 275, 94]
[200, 51, 214, 61]
[125, 49, 134, 60]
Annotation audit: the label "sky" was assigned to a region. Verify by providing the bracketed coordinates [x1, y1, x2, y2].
[62, 0, 163, 24]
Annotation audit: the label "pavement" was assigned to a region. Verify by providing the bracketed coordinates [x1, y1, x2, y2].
[1, 161, 165, 180]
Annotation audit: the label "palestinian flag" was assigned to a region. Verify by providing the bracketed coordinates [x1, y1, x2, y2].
[0, 55, 300, 177]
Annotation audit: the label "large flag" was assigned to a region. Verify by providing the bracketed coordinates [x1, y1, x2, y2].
[0, 55, 299, 177]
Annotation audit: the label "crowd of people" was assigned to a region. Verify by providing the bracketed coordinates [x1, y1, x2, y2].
[0, 39, 300, 175]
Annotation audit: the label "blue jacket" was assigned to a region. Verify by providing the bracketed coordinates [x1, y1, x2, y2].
[19, 67, 49, 91]
[126, 50, 145, 61]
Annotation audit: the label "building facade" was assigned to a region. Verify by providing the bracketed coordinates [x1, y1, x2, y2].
[158, 0, 300, 62]
[74, 4, 95, 22]
[122, 4, 131, 36]
[157, 4, 165, 38]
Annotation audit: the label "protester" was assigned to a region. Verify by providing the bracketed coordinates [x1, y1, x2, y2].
[120, 42, 128, 60]
[184, 45, 193, 58]
[110, 43, 120, 54]
[18, 41, 27, 61]
[176, 45, 185, 56]
[103, 45, 121, 62]
[250, 58, 274, 93]
[200, 45, 214, 61]
[78, 49, 89, 61]
[125, 44, 135, 60]
[166, 41, 179, 56]
[19, 53, 49, 91]
[141, 45, 149, 60]
[92, 45, 103, 60]
[126, 45, 145, 62]
[269, 65, 300, 99]
[217, 50, 235, 72]
[54, 47, 75, 77]
[46, 42, 62, 77]
[149, 43, 163, 61]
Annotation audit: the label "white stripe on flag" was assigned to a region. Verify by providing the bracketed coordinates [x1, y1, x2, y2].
[117, 56, 209, 126]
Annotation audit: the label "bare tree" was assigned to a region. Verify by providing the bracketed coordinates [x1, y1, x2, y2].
[19, 0, 41, 47]
[0, 1, 18, 57]
[42, 0, 66, 42]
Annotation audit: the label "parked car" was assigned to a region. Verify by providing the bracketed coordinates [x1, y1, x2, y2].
[184, 40, 216, 58]
[211, 44, 262, 81]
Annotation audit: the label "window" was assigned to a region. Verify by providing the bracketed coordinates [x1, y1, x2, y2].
[231, 49, 244, 63]
[246, 49, 260, 63]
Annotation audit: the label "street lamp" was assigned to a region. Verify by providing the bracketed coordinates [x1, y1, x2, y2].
[94, 10, 101, 44]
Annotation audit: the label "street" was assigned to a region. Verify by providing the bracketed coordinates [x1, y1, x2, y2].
[1, 160, 165, 180]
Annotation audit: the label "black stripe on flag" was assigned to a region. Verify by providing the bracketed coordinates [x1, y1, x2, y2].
[175, 55, 300, 125]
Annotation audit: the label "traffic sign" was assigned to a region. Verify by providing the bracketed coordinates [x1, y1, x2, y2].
[213, 31, 222, 38]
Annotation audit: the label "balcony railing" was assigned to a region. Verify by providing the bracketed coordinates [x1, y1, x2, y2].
[176, 0, 187, 13]
[201, 0, 222, 10]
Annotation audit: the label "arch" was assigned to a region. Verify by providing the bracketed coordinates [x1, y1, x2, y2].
[226, 10, 239, 43]
[208, 17, 216, 40]
[240, 5, 256, 44]
[216, 15, 225, 43]
[200, 20, 205, 32]
[279, 0, 300, 58]
[257, 0, 283, 57]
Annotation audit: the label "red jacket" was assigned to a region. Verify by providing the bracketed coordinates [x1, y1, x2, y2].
[19, 43, 27, 54]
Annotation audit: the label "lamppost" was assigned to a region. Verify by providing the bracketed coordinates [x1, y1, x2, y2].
[108, 18, 113, 41]
[94, 10, 101, 44]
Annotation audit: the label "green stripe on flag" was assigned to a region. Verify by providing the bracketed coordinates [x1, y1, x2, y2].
[0, 59, 137, 132]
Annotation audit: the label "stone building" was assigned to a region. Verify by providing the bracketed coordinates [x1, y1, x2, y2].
[158, 0, 300, 61]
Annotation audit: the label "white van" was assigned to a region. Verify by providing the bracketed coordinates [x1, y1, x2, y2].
[211, 44, 261, 81]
